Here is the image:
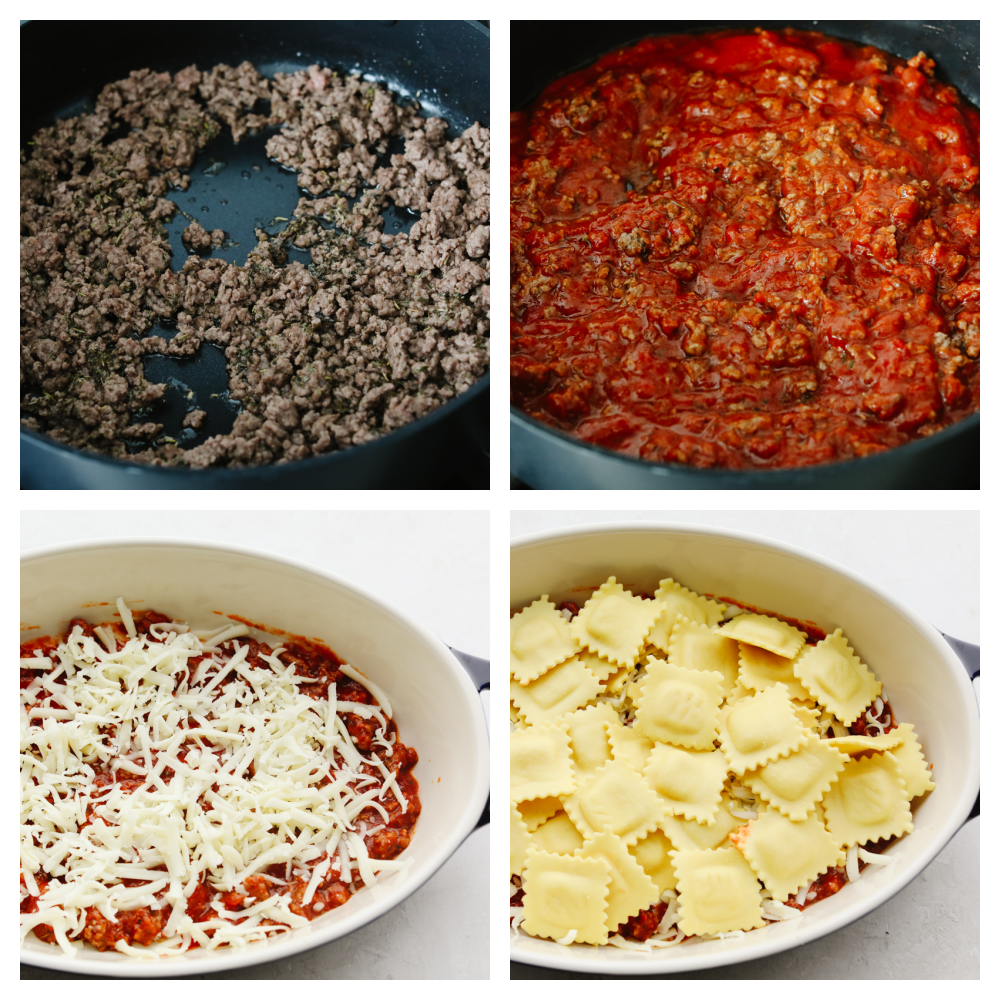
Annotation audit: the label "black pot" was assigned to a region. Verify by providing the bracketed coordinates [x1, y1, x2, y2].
[21, 20, 490, 490]
[511, 20, 979, 490]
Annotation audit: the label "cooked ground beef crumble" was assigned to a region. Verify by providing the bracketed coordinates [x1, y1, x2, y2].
[21, 61, 490, 467]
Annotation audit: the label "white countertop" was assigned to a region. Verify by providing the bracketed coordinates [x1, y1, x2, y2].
[20, 510, 489, 980]
[510, 509, 979, 980]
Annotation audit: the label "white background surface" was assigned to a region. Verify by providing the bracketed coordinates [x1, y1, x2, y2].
[20, 510, 488, 980]
[509, 510, 979, 980]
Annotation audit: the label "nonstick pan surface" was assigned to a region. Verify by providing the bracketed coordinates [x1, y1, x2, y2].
[21, 20, 490, 490]
[510, 20, 979, 490]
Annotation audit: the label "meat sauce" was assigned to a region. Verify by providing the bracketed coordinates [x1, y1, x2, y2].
[511, 28, 979, 470]
[20, 611, 420, 952]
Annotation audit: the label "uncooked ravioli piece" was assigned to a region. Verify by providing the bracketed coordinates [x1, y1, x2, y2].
[743, 733, 848, 820]
[793, 629, 881, 725]
[821, 752, 914, 848]
[562, 757, 666, 846]
[520, 848, 612, 945]
[510, 656, 602, 726]
[511, 723, 575, 802]
[575, 827, 660, 930]
[646, 579, 725, 653]
[570, 578, 660, 667]
[672, 846, 766, 936]
[511, 801, 532, 876]
[564, 702, 618, 777]
[667, 617, 740, 697]
[715, 614, 807, 659]
[631, 658, 723, 750]
[643, 745, 729, 825]
[731, 808, 845, 902]
[717, 683, 810, 774]
[629, 829, 678, 894]
[532, 812, 585, 855]
[510, 597, 579, 683]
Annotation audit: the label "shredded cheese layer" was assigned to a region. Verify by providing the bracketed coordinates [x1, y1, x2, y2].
[21, 615, 412, 958]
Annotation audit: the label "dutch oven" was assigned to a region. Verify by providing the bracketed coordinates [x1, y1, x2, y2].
[21, 20, 490, 489]
[510, 21, 978, 489]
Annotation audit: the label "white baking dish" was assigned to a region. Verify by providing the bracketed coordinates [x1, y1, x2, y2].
[510, 522, 979, 975]
[21, 539, 490, 977]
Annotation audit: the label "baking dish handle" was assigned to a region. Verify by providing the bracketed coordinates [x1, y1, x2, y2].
[942, 633, 979, 681]
[941, 633, 979, 822]
[450, 647, 490, 829]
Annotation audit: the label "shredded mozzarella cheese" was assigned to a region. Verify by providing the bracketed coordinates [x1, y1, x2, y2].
[857, 847, 895, 867]
[20, 612, 412, 958]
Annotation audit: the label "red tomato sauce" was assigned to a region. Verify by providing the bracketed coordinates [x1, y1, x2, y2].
[511, 28, 979, 470]
[20, 610, 420, 953]
[785, 865, 850, 910]
[617, 900, 668, 941]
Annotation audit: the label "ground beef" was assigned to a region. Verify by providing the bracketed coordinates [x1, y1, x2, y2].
[181, 220, 225, 250]
[21, 62, 490, 467]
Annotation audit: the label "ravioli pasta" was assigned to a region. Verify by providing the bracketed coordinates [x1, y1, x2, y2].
[510, 573, 935, 952]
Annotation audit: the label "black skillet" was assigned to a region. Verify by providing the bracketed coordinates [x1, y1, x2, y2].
[510, 20, 979, 490]
[20, 20, 490, 490]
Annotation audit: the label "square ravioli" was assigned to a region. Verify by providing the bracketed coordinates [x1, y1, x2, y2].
[717, 683, 811, 774]
[564, 702, 618, 777]
[881, 724, 935, 800]
[517, 796, 562, 832]
[608, 723, 654, 775]
[646, 579, 725, 653]
[521, 848, 612, 945]
[732, 808, 845, 901]
[792, 628, 881, 725]
[569, 578, 661, 667]
[576, 648, 620, 683]
[659, 793, 743, 851]
[510, 655, 602, 726]
[563, 757, 666, 846]
[667, 617, 740, 697]
[576, 827, 661, 929]
[672, 846, 766, 936]
[743, 733, 849, 820]
[821, 751, 914, 848]
[715, 613, 807, 659]
[632, 658, 723, 750]
[643, 744, 729, 825]
[511, 722, 575, 802]
[603, 664, 631, 695]
[510, 598, 579, 683]
[826, 731, 906, 755]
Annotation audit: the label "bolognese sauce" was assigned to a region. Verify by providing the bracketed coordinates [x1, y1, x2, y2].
[511, 28, 979, 470]
[21, 608, 419, 955]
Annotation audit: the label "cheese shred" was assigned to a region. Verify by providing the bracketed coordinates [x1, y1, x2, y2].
[20, 607, 415, 958]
